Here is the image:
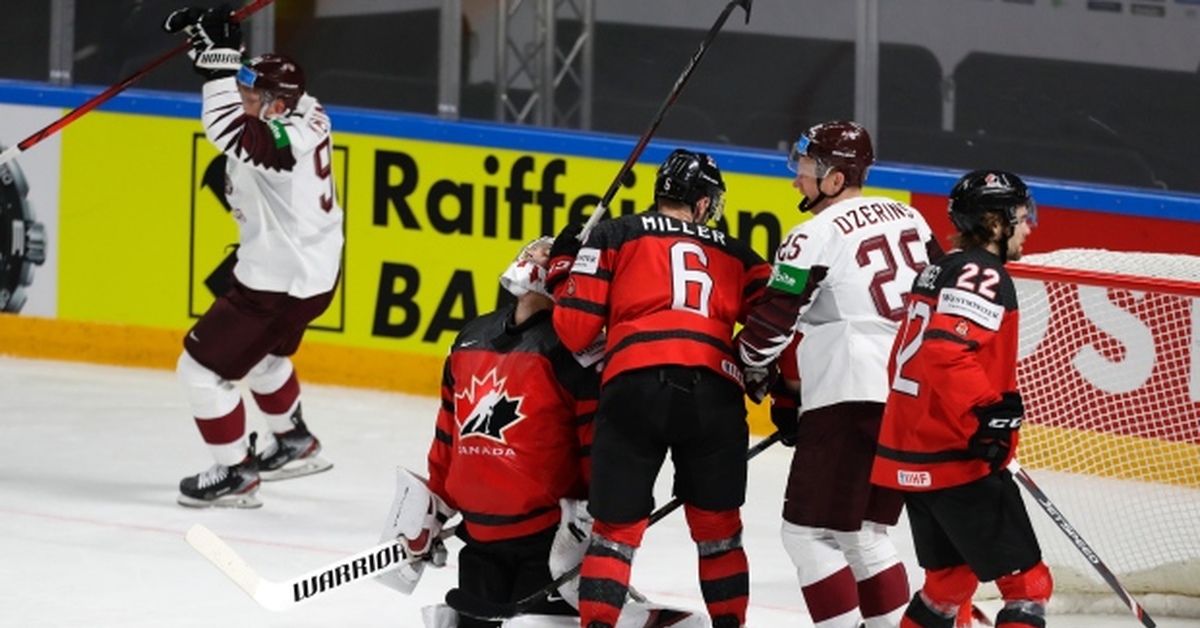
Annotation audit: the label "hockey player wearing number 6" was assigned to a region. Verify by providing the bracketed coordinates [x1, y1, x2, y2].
[545, 149, 772, 628]
[163, 6, 342, 508]
[871, 170, 1052, 628]
[737, 121, 944, 628]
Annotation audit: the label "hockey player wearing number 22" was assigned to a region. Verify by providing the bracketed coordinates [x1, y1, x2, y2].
[163, 6, 343, 508]
[736, 121, 944, 628]
[546, 149, 772, 628]
[872, 171, 1053, 628]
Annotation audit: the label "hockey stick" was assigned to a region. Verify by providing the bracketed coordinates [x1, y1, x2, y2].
[186, 523, 413, 611]
[1008, 460, 1156, 628]
[576, 0, 753, 243]
[445, 429, 785, 621]
[0, 0, 274, 168]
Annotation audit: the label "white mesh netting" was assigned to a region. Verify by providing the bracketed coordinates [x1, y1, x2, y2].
[986, 249, 1200, 617]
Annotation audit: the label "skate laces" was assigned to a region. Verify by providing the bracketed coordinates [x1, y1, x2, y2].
[196, 463, 230, 489]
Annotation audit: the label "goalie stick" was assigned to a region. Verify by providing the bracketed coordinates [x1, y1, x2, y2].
[0, 0, 274, 168]
[1008, 460, 1156, 628]
[576, 0, 753, 243]
[445, 430, 785, 621]
[186, 523, 441, 611]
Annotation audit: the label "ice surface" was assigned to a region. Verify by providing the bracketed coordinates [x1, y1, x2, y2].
[0, 356, 1190, 628]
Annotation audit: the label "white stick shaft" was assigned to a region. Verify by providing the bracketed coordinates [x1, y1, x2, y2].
[185, 523, 407, 612]
[0, 145, 23, 168]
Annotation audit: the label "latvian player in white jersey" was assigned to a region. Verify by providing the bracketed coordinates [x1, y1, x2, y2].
[163, 5, 344, 508]
[738, 121, 945, 628]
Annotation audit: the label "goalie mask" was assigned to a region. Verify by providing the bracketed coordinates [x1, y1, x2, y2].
[948, 169, 1037, 236]
[654, 149, 726, 224]
[499, 236, 554, 299]
[237, 54, 306, 117]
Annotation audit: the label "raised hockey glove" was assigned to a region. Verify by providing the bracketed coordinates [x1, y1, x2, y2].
[545, 222, 584, 295]
[165, 4, 243, 80]
[162, 7, 206, 34]
[769, 382, 800, 447]
[969, 391, 1024, 471]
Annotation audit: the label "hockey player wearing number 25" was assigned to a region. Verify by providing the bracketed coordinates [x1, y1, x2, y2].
[163, 5, 343, 508]
[736, 121, 944, 628]
[872, 170, 1053, 628]
[545, 149, 772, 628]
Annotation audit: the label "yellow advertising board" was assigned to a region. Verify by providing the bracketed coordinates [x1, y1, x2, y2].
[34, 105, 908, 430]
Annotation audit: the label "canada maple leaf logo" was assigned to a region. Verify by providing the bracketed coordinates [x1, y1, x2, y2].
[455, 369, 526, 443]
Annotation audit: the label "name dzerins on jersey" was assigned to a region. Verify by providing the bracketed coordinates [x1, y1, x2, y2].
[830, 201, 914, 235]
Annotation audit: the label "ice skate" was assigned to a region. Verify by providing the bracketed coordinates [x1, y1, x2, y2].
[256, 409, 333, 481]
[178, 446, 262, 509]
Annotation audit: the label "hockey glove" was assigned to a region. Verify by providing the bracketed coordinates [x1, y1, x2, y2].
[165, 4, 243, 80]
[545, 222, 584, 295]
[741, 361, 778, 405]
[162, 7, 206, 34]
[769, 382, 800, 447]
[968, 391, 1024, 471]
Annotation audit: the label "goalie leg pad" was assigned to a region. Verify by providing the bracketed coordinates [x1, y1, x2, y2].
[422, 603, 459, 628]
[549, 499, 593, 608]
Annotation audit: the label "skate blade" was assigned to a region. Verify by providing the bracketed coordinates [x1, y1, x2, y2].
[177, 491, 263, 509]
[259, 456, 333, 482]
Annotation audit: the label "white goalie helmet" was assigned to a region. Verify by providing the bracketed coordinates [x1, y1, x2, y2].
[499, 236, 555, 298]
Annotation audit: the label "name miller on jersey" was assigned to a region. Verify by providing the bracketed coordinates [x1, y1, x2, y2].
[641, 214, 727, 245]
[833, 201, 914, 235]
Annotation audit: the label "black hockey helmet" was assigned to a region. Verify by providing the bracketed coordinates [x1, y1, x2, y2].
[948, 169, 1037, 237]
[654, 148, 726, 223]
[238, 53, 306, 113]
[788, 120, 874, 187]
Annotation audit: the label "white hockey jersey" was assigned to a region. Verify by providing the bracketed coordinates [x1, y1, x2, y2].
[774, 196, 936, 411]
[202, 77, 344, 298]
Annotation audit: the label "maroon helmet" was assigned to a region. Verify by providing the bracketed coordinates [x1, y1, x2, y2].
[788, 120, 875, 187]
[237, 53, 306, 113]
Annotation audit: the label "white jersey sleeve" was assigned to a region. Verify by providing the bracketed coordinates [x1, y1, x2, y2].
[780, 197, 936, 410]
[201, 79, 344, 298]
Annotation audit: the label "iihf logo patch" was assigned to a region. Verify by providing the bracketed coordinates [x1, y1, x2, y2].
[455, 369, 526, 443]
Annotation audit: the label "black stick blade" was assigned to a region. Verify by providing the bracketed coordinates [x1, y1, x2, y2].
[445, 588, 519, 621]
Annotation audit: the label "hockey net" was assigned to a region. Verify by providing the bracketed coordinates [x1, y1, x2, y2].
[986, 249, 1200, 617]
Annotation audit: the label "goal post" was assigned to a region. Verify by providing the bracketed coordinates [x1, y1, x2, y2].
[997, 249, 1200, 617]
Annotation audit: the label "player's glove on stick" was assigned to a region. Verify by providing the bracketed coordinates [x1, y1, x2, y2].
[741, 362, 778, 405]
[545, 223, 584, 295]
[769, 381, 800, 447]
[969, 391, 1024, 471]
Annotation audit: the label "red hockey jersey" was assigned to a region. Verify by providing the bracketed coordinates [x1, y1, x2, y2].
[552, 212, 771, 386]
[427, 307, 598, 542]
[872, 247, 1021, 491]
